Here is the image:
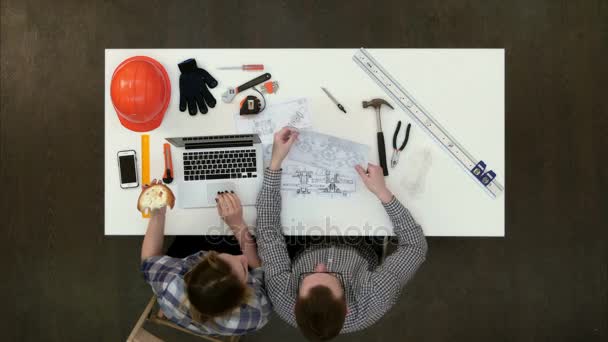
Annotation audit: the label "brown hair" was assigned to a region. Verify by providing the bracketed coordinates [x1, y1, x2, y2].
[183, 251, 251, 323]
[295, 286, 347, 341]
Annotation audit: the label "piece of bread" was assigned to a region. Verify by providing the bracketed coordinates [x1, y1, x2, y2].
[137, 184, 175, 213]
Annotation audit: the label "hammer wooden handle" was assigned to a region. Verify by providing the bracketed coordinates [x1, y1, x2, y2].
[377, 132, 389, 176]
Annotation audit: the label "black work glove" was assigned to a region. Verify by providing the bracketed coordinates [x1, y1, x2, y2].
[178, 58, 218, 115]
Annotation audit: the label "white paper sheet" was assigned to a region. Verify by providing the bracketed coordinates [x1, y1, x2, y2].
[287, 131, 370, 176]
[234, 98, 313, 143]
[280, 159, 357, 197]
[261, 144, 357, 197]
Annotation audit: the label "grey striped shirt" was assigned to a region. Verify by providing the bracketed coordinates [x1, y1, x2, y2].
[255, 168, 427, 333]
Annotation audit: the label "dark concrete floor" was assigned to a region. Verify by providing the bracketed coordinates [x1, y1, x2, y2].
[1, 0, 607, 341]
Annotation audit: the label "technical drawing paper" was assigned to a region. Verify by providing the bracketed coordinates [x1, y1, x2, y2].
[287, 131, 370, 176]
[262, 145, 357, 197]
[262, 143, 273, 167]
[234, 98, 313, 143]
[281, 160, 356, 197]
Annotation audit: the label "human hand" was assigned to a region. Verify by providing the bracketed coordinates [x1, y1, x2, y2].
[355, 163, 393, 203]
[216, 191, 247, 232]
[141, 179, 167, 216]
[270, 127, 299, 170]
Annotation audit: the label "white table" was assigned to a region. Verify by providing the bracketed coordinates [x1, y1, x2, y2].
[105, 49, 505, 236]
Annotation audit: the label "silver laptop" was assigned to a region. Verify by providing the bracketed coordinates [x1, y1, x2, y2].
[165, 134, 263, 208]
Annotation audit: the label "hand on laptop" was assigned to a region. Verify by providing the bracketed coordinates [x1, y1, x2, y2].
[355, 163, 394, 204]
[216, 191, 246, 232]
[270, 127, 299, 170]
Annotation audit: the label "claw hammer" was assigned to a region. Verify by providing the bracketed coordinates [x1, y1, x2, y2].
[363, 99, 394, 176]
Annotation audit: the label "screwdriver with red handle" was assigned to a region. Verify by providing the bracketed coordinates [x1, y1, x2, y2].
[218, 64, 264, 71]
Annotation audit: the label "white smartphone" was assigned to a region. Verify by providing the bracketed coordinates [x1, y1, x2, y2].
[117, 150, 139, 189]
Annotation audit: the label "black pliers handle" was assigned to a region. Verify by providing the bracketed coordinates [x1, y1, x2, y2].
[391, 121, 411, 168]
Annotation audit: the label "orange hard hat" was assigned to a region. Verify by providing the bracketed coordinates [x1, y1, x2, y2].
[111, 56, 171, 132]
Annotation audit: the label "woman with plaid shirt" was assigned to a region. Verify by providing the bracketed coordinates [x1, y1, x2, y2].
[140, 180, 271, 336]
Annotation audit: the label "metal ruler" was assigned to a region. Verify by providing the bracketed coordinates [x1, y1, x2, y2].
[353, 48, 504, 198]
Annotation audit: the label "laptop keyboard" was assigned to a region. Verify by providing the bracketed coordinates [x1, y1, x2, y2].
[183, 149, 258, 181]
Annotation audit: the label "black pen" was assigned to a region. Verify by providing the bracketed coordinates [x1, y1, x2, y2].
[321, 87, 347, 113]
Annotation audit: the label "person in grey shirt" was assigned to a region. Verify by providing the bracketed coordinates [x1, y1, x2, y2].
[256, 127, 428, 341]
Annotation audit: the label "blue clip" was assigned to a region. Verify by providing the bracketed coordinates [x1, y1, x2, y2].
[471, 161, 496, 187]
[480, 170, 496, 186]
[471, 161, 486, 178]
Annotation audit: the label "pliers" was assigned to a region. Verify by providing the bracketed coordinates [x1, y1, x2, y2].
[391, 121, 411, 168]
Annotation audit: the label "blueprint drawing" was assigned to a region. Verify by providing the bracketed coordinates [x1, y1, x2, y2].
[262, 146, 357, 197]
[287, 131, 370, 176]
[282, 160, 356, 197]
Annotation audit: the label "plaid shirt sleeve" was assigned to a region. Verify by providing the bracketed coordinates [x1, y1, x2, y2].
[254, 168, 297, 324]
[245, 267, 273, 330]
[141, 255, 186, 297]
[365, 197, 428, 326]
[255, 168, 292, 277]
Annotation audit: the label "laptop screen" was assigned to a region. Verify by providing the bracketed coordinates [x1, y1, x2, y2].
[166, 134, 259, 149]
